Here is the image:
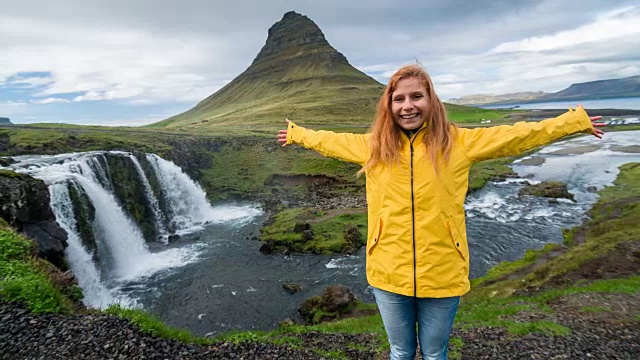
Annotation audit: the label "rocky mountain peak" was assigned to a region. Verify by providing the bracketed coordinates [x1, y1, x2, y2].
[251, 11, 348, 66]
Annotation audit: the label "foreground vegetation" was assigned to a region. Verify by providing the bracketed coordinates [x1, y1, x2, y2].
[2, 156, 637, 358]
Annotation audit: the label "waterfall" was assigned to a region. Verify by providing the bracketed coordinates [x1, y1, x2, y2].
[48, 182, 132, 308]
[6, 150, 262, 308]
[146, 154, 215, 233]
[126, 153, 167, 238]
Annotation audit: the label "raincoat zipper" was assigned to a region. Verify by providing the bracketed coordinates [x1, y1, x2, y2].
[410, 142, 416, 297]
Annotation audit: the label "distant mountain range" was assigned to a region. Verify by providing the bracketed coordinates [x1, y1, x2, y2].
[447, 75, 640, 106]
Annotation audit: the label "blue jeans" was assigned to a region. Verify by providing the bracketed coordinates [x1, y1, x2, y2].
[373, 288, 460, 360]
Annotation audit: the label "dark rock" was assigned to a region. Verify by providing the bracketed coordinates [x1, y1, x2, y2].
[283, 283, 303, 294]
[104, 153, 159, 242]
[293, 222, 311, 233]
[0, 157, 15, 166]
[342, 224, 363, 254]
[259, 239, 277, 254]
[519, 181, 575, 201]
[301, 229, 314, 241]
[167, 233, 181, 243]
[299, 285, 357, 324]
[586, 186, 598, 193]
[251, 11, 349, 68]
[0, 170, 68, 269]
[320, 284, 357, 313]
[22, 221, 69, 269]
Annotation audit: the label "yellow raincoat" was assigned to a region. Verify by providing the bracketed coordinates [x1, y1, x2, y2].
[286, 107, 595, 297]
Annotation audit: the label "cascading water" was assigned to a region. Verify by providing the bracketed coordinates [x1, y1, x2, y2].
[125, 153, 167, 238]
[48, 182, 131, 308]
[6, 151, 262, 309]
[145, 154, 256, 233]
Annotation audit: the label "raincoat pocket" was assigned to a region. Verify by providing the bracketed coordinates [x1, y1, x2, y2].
[367, 215, 383, 255]
[447, 218, 469, 262]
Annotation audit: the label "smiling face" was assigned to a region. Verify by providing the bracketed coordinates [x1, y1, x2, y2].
[391, 77, 429, 131]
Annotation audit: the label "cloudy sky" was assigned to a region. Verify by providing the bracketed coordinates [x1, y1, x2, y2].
[2, 0, 639, 126]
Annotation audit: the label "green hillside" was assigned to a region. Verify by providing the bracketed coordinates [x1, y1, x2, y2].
[147, 11, 508, 133]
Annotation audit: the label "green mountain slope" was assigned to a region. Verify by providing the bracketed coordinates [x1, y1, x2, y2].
[148, 11, 383, 130]
[147, 11, 499, 132]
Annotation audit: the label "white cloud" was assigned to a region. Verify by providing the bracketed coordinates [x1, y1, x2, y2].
[31, 97, 71, 104]
[431, 5, 640, 98]
[488, 6, 640, 54]
[0, 15, 235, 105]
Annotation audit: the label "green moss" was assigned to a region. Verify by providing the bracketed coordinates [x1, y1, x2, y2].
[0, 169, 23, 178]
[68, 183, 97, 255]
[260, 208, 367, 254]
[468, 158, 514, 192]
[0, 228, 72, 313]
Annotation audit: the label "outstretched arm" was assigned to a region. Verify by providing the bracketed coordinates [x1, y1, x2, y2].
[276, 119, 369, 165]
[460, 106, 606, 163]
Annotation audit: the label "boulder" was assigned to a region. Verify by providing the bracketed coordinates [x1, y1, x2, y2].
[0, 170, 68, 269]
[519, 181, 575, 201]
[298, 284, 357, 324]
[283, 283, 303, 294]
[0, 157, 15, 167]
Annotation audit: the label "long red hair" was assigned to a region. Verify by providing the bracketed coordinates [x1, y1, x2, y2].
[361, 64, 455, 174]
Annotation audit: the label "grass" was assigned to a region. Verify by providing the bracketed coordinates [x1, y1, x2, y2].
[105, 305, 210, 345]
[471, 243, 561, 288]
[0, 219, 73, 313]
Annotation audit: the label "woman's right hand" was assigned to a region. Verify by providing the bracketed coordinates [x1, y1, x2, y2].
[277, 118, 291, 147]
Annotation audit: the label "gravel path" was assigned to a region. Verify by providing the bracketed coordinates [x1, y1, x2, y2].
[2, 299, 638, 359]
[453, 320, 639, 360]
[0, 301, 325, 360]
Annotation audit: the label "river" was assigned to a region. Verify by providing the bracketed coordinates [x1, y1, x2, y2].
[5, 131, 639, 337]
[128, 131, 640, 337]
[480, 97, 640, 110]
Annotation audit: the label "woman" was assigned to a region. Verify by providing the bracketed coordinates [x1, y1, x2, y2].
[277, 64, 604, 360]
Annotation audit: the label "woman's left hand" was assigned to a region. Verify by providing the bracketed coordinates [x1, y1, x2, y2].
[589, 115, 606, 139]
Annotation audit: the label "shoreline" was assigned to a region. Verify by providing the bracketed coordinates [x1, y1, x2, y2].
[508, 108, 640, 120]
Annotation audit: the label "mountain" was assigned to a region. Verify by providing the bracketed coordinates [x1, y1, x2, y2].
[448, 75, 640, 106]
[0, 117, 12, 125]
[543, 75, 640, 101]
[447, 92, 548, 106]
[149, 11, 384, 130]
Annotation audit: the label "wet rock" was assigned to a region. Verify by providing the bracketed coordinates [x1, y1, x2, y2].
[519, 181, 575, 201]
[0, 170, 68, 269]
[283, 283, 303, 294]
[0, 157, 15, 166]
[299, 285, 357, 324]
[342, 224, 363, 254]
